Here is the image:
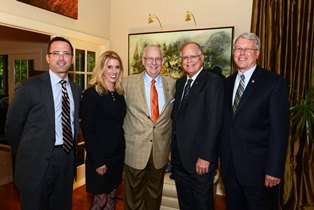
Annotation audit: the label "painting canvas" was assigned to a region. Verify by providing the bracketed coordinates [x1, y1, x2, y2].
[17, 0, 78, 19]
[128, 27, 234, 78]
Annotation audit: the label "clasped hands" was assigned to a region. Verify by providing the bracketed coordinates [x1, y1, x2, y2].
[96, 164, 107, 176]
[195, 158, 210, 175]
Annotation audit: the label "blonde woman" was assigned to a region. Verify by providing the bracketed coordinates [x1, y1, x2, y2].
[81, 51, 126, 210]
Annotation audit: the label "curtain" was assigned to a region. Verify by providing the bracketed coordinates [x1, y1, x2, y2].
[250, 0, 314, 209]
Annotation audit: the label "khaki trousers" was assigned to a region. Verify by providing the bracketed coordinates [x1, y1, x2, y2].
[124, 154, 166, 210]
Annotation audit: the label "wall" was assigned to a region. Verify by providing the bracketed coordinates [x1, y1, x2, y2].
[110, 0, 253, 76]
[0, 25, 51, 70]
[0, 0, 110, 45]
[0, 0, 253, 74]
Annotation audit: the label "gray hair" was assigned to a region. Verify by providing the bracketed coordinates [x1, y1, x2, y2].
[142, 45, 163, 58]
[233, 32, 261, 50]
[180, 41, 203, 56]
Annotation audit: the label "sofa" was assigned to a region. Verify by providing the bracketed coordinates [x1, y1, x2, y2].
[160, 170, 220, 210]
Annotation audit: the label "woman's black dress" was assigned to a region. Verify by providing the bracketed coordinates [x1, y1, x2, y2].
[81, 87, 126, 194]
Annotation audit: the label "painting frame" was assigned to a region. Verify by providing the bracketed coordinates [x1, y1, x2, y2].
[128, 26, 234, 78]
[17, 0, 78, 19]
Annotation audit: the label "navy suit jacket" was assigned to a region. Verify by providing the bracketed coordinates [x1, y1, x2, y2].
[219, 65, 289, 187]
[172, 69, 224, 173]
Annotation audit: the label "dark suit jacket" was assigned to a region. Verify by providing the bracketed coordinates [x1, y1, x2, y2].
[5, 72, 82, 193]
[219, 65, 289, 187]
[171, 69, 224, 173]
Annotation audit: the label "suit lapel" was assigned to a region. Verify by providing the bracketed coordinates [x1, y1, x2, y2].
[183, 69, 206, 105]
[176, 77, 185, 104]
[137, 73, 150, 116]
[69, 80, 80, 138]
[234, 67, 261, 115]
[159, 76, 171, 115]
[227, 73, 236, 119]
[173, 77, 185, 120]
[175, 70, 206, 118]
[39, 73, 55, 126]
[69, 80, 80, 113]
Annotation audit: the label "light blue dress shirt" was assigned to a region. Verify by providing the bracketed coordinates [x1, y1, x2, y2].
[144, 72, 165, 118]
[232, 65, 256, 104]
[49, 70, 75, 145]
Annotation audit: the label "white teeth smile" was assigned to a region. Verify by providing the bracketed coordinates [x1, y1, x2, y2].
[57, 62, 66, 66]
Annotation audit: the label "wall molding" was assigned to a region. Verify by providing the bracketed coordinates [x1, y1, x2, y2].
[0, 11, 108, 46]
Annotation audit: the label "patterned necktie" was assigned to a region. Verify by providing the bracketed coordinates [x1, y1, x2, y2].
[233, 74, 245, 113]
[60, 80, 73, 152]
[150, 79, 159, 124]
[182, 79, 193, 103]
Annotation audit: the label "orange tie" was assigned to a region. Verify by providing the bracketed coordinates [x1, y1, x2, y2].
[150, 79, 159, 124]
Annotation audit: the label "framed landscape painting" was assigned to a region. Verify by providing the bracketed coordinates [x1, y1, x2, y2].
[17, 0, 78, 19]
[128, 27, 234, 78]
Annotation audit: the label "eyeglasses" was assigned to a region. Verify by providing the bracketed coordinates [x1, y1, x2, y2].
[48, 51, 73, 57]
[181, 54, 202, 62]
[144, 57, 163, 64]
[233, 48, 258, 53]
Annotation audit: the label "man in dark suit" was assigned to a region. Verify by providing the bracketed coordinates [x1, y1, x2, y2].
[219, 32, 289, 210]
[171, 42, 224, 210]
[5, 36, 82, 210]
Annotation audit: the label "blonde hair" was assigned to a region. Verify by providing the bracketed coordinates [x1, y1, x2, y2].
[89, 51, 124, 95]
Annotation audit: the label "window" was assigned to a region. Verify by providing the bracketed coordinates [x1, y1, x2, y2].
[14, 59, 34, 83]
[68, 49, 95, 91]
[69, 49, 96, 166]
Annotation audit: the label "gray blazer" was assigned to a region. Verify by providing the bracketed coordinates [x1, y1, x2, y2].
[123, 72, 176, 170]
[5, 72, 81, 193]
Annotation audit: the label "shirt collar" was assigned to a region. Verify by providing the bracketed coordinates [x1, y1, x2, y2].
[237, 65, 256, 79]
[144, 71, 162, 86]
[186, 67, 203, 81]
[49, 70, 69, 85]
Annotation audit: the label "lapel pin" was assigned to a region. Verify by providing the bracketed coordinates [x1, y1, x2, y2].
[252, 80, 255, 83]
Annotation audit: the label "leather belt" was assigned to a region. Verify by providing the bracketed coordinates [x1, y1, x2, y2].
[54, 144, 63, 148]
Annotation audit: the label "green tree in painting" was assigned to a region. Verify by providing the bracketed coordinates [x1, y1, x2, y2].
[203, 31, 231, 74]
[131, 43, 144, 74]
[162, 38, 191, 78]
[129, 29, 232, 78]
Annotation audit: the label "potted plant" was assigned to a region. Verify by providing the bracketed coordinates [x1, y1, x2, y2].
[280, 84, 314, 210]
[290, 84, 314, 144]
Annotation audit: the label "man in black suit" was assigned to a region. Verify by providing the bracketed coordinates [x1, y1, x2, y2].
[171, 42, 224, 210]
[219, 32, 289, 210]
[5, 37, 82, 210]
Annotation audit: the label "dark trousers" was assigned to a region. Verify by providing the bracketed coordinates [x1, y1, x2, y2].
[223, 160, 280, 210]
[20, 147, 75, 210]
[171, 139, 215, 210]
[124, 153, 166, 210]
